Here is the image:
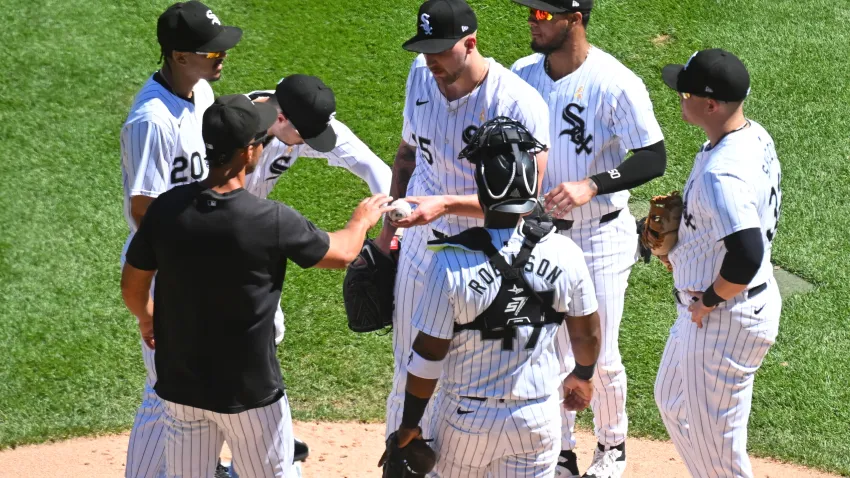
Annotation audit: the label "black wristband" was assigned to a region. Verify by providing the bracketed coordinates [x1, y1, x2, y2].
[401, 391, 430, 429]
[572, 362, 596, 381]
[702, 285, 725, 308]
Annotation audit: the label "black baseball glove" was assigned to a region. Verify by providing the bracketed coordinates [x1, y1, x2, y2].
[380, 430, 437, 478]
[342, 239, 396, 333]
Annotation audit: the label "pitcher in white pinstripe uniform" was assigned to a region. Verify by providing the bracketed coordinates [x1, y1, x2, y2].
[373, 0, 551, 439]
[388, 117, 601, 477]
[243, 77, 392, 346]
[509, 1, 667, 476]
[119, 3, 242, 477]
[655, 49, 782, 478]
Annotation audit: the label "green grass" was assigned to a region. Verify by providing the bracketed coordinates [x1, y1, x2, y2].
[0, 0, 848, 474]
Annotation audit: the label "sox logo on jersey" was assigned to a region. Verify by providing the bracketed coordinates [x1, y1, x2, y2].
[560, 104, 593, 154]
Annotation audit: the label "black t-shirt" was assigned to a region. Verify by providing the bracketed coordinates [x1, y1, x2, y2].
[126, 183, 330, 413]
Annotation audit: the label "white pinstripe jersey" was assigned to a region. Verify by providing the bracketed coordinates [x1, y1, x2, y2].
[413, 223, 597, 400]
[244, 119, 391, 198]
[669, 120, 781, 292]
[511, 48, 664, 221]
[120, 75, 214, 234]
[403, 55, 550, 236]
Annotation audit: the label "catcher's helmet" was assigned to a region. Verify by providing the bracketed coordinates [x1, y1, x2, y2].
[459, 117, 546, 214]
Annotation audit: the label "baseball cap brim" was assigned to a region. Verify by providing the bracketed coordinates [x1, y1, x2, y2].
[662, 64, 685, 92]
[197, 26, 243, 52]
[491, 199, 538, 215]
[509, 0, 569, 13]
[302, 124, 337, 153]
[402, 36, 464, 54]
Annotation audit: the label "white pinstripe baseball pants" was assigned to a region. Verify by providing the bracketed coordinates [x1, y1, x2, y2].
[162, 394, 294, 478]
[386, 225, 436, 438]
[427, 392, 560, 477]
[654, 279, 780, 478]
[556, 210, 637, 449]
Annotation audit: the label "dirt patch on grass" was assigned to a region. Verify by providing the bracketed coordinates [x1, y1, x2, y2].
[0, 422, 839, 477]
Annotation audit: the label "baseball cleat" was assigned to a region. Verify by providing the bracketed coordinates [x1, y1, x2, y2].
[582, 442, 626, 478]
[555, 449, 581, 477]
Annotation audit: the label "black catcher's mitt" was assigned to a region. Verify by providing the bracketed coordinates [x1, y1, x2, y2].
[381, 431, 437, 478]
[343, 239, 396, 333]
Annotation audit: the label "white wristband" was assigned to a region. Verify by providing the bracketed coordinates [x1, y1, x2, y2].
[407, 350, 444, 380]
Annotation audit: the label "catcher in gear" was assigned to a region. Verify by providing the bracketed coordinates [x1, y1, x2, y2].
[639, 192, 683, 271]
[381, 117, 601, 477]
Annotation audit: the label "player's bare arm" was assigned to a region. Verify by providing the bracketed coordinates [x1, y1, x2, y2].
[544, 141, 666, 217]
[394, 331, 451, 446]
[563, 310, 601, 411]
[120, 264, 156, 349]
[316, 194, 394, 269]
[129, 196, 156, 227]
[375, 142, 416, 252]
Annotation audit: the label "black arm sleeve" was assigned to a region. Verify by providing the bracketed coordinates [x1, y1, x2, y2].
[589, 140, 666, 195]
[719, 228, 764, 284]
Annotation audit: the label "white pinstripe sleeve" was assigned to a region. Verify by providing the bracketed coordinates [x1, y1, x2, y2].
[704, 169, 761, 242]
[411, 254, 455, 340]
[296, 121, 392, 194]
[122, 120, 174, 198]
[563, 244, 598, 317]
[605, 79, 664, 151]
[401, 55, 423, 147]
[506, 92, 551, 148]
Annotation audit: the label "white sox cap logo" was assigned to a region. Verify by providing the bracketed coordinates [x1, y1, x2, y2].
[420, 13, 433, 35]
[206, 10, 221, 26]
[572, 0, 580, 6]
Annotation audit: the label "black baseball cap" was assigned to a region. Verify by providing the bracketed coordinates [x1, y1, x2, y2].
[402, 0, 478, 54]
[157, 1, 242, 53]
[510, 0, 593, 13]
[203, 95, 277, 165]
[662, 49, 751, 102]
[275, 75, 338, 153]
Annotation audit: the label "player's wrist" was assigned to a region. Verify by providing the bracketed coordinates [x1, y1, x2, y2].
[401, 391, 430, 429]
[586, 177, 599, 197]
[702, 284, 724, 308]
[571, 361, 596, 381]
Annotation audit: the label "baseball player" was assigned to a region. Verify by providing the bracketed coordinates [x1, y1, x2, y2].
[118, 3, 241, 477]
[655, 49, 782, 478]
[509, 1, 666, 476]
[243, 75, 392, 346]
[384, 117, 601, 477]
[374, 0, 551, 438]
[121, 94, 394, 478]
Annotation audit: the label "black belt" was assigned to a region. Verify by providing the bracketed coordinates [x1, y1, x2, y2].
[461, 396, 506, 403]
[673, 282, 767, 306]
[553, 209, 621, 232]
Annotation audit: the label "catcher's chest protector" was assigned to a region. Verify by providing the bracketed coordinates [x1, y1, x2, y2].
[432, 224, 563, 351]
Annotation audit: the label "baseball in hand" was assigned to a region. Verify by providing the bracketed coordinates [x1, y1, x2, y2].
[388, 199, 413, 222]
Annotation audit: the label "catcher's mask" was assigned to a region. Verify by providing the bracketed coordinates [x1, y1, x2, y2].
[459, 116, 546, 214]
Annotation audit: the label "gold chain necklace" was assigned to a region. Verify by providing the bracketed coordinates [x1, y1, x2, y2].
[446, 63, 489, 113]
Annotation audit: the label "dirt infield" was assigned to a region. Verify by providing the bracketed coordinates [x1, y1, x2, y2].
[0, 421, 839, 478]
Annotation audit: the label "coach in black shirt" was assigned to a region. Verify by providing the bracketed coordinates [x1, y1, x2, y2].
[121, 94, 392, 477]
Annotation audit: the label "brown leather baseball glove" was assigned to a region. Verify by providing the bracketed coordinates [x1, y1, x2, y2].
[640, 192, 684, 257]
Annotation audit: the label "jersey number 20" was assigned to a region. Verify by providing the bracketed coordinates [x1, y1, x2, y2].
[171, 152, 205, 184]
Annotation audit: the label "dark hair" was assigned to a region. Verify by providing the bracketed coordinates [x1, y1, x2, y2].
[160, 47, 174, 65]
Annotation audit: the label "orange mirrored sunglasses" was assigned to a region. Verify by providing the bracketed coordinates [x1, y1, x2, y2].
[195, 51, 225, 59]
[531, 8, 554, 21]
